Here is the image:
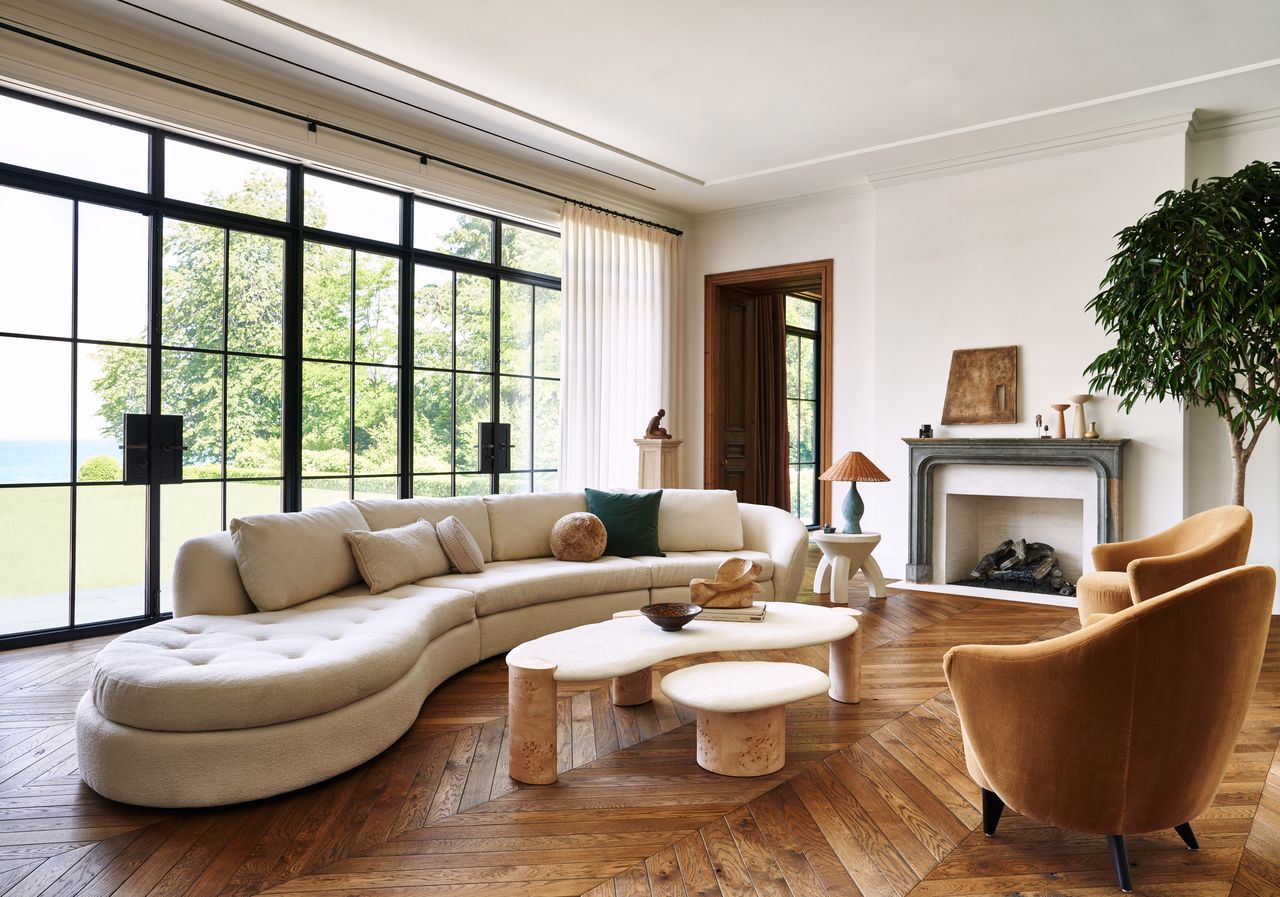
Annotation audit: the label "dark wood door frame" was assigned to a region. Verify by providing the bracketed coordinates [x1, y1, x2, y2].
[704, 259, 834, 525]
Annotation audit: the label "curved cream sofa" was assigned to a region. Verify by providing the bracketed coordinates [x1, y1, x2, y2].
[76, 489, 808, 807]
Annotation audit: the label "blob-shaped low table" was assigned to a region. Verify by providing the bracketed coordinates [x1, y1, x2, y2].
[505, 602, 862, 784]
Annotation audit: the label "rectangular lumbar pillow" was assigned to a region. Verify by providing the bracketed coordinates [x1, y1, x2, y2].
[585, 488, 665, 557]
[345, 518, 451, 594]
[230, 502, 369, 611]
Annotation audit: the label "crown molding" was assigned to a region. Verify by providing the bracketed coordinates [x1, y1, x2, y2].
[689, 183, 874, 226]
[1188, 105, 1280, 142]
[866, 111, 1195, 189]
[0, 0, 686, 228]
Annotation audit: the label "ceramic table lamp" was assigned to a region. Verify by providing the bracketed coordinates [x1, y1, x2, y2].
[819, 452, 890, 534]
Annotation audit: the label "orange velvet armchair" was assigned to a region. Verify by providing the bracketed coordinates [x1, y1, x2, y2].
[1075, 505, 1252, 624]
[945, 564, 1275, 892]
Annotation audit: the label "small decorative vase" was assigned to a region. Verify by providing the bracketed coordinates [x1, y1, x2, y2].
[1049, 404, 1070, 439]
[1067, 394, 1093, 438]
[1084, 421, 1100, 439]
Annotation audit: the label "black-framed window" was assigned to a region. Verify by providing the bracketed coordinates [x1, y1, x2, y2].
[0, 88, 561, 647]
[786, 296, 820, 527]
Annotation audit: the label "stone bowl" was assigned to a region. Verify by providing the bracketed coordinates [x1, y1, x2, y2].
[640, 603, 703, 632]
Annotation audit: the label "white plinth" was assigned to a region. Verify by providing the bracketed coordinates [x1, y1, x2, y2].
[635, 438, 682, 489]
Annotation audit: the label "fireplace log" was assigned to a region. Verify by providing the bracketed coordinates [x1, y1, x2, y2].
[1031, 556, 1055, 581]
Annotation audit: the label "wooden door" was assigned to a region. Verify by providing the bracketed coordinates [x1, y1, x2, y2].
[708, 286, 759, 501]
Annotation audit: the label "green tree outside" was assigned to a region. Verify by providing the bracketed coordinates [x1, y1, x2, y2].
[89, 172, 560, 493]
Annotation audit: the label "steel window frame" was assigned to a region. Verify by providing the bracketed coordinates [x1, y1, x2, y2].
[0, 87, 562, 650]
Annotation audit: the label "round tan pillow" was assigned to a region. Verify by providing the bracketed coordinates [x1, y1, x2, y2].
[550, 512, 607, 562]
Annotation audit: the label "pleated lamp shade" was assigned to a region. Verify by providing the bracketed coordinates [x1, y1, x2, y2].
[819, 451, 890, 483]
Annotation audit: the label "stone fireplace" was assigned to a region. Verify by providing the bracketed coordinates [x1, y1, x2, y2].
[903, 438, 1127, 604]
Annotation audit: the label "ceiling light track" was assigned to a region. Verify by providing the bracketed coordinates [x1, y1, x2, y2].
[114, 0, 669, 192]
[0, 20, 683, 236]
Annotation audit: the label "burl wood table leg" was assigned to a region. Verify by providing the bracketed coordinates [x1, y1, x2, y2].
[508, 657, 558, 785]
[828, 608, 864, 704]
[696, 705, 786, 777]
[611, 667, 652, 706]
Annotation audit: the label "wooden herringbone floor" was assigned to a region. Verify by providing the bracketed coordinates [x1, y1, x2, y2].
[1, 549, 1278, 896]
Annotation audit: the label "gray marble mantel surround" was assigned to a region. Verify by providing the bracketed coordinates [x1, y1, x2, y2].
[902, 437, 1128, 584]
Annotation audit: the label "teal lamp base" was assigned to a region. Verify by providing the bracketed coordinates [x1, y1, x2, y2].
[842, 482, 864, 534]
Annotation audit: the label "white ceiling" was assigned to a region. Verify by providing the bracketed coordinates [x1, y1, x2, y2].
[92, 0, 1280, 216]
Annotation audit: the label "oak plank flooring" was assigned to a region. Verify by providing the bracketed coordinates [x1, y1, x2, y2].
[0, 550, 1277, 896]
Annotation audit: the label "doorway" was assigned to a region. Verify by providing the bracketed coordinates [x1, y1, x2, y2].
[704, 260, 833, 527]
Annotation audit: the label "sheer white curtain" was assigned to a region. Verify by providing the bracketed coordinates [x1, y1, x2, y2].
[560, 204, 683, 490]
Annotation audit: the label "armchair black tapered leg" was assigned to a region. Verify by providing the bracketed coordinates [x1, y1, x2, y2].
[1174, 822, 1199, 850]
[1107, 835, 1133, 892]
[981, 788, 1005, 837]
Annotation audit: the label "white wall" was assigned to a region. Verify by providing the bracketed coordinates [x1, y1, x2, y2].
[871, 135, 1189, 575]
[684, 130, 1208, 581]
[1185, 122, 1280, 575]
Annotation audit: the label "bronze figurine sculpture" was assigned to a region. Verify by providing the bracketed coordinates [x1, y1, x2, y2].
[644, 408, 671, 439]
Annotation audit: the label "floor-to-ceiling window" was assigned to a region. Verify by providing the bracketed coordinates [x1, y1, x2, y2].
[0, 89, 561, 646]
[785, 295, 821, 527]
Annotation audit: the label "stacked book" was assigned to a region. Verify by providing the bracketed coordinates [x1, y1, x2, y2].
[698, 601, 767, 623]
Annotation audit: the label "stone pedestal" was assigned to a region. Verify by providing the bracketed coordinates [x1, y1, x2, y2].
[635, 438, 682, 489]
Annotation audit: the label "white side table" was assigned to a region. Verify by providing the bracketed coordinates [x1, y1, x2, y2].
[814, 532, 888, 602]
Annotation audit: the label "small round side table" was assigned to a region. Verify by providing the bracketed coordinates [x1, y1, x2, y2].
[813, 532, 888, 603]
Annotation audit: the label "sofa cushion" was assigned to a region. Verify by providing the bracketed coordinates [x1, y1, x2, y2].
[421, 556, 651, 616]
[655, 489, 744, 552]
[635, 550, 774, 589]
[586, 488, 664, 557]
[230, 502, 369, 611]
[354, 496, 493, 562]
[346, 519, 450, 594]
[485, 492, 587, 560]
[90, 585, 476, 732]
[438, 516, 485, 573]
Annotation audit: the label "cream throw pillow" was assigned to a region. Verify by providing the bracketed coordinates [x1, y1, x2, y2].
[230, 502, 368, 611]
[345, 519, 450, 594]
[437, 516, 485, 573]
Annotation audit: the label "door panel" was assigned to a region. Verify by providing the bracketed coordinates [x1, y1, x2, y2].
[710, 286, 759, 502]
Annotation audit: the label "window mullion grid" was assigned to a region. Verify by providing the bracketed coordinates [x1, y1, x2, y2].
[144, 133, 165, 621]
[282, 163, 304, 514]
[450, 271, 458, 496]
[220, 229, 230, 529]
[398, 195, 413, 499]
[67, 201, 80, 629]
[348, 250, 357, 501]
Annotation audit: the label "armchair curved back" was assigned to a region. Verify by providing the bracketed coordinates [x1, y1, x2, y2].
[945, 564, 1274, 836]
[1091, 505, 1252, 602]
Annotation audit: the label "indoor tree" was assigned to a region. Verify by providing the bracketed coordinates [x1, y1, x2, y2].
[1085, 160, 1280, 505]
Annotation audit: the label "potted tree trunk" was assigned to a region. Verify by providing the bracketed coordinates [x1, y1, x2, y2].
[1085, 160, 1280, 505]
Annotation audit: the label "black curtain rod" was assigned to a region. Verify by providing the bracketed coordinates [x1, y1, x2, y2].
[0, 21, 685, 237]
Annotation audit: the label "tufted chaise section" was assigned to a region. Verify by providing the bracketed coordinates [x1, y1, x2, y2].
[92, 586, 475, 732]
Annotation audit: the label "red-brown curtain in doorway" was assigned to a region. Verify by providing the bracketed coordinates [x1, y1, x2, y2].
[756, 293, 791, 511]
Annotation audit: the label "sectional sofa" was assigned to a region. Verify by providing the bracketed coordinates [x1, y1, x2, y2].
[75, 489, 809, 808]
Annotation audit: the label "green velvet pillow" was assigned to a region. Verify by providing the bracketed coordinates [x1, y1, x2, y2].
[584, 488, 665, 557]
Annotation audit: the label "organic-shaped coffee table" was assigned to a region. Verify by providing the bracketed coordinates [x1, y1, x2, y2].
[505, 602, 862, 784]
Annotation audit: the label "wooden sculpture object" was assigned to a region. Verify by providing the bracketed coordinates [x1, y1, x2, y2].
[644, 408, 671, 439]
[689, 557, 762, 608]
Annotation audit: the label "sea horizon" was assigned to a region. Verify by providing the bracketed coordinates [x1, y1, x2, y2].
[0, 438, 120, 484]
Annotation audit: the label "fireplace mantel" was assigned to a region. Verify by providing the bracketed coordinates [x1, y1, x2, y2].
[902, 438, 1128, 583]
